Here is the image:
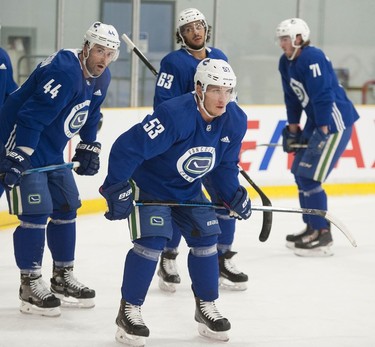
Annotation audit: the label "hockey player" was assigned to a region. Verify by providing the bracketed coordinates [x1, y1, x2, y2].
[154, 7, 248, 292]
[100, 58, 252, 345]
[276, 18, 359, 256]
[0, 21, 120, 316]
[0, 47, 18, 198]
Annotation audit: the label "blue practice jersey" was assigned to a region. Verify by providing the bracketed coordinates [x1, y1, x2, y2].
[0, 47, 17, 106]
[104, 93, 247, 202]
[153, 47, 228, 109]
[0, 49, 110, 167]
[278, 46, 359, 136]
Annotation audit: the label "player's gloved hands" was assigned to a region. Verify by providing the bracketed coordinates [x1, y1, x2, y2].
[0, 148, 31, 190]
[306, 128, 329, 156]
[72, 141, 101, 176]
[224, 186, 252, 220]
[282, 125, 302, 153]
[99, 181, 134, 220]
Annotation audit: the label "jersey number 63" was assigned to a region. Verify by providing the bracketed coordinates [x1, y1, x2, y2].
[156, 72, 174, 89]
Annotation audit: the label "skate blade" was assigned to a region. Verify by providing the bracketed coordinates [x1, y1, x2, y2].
[197, 323, 229, 342]
[294, 246, 334, 257]
[115, 327, 146, 346]
[54, 293, 95, 308]
[20, 301, 61, 317]
[158, 277, 178, 293]
[219, 277, 247, 291]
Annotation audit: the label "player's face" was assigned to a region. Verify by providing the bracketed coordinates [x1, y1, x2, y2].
[85, 44, 117, 77]
[203, 85, 233, 117]
[278, 36, 300, 59]
[180, 20, 206, 50]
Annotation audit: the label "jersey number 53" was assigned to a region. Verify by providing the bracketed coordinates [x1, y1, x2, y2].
[143, 118, 165, 139]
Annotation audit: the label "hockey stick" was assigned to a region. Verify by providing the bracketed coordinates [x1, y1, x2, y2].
[239, 166, 272, 242]
[23, 162, 80, 175]
[121, 33, 158, 76]
[134, 200, 357, 248]
[257, 143, 307, 148]
[121, 31, 274, 241]
[0, 162, 80, 184]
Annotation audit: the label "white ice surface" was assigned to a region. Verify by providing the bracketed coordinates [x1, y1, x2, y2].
[0, 195, 374, 347]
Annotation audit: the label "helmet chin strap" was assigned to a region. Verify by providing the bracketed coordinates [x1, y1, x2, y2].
[195, 93, 221, 119]
[179, 28, 208, 52]
[81, 47, 103, 79]
[184, 42, 205, 52]
[287, 39, 302, 60]
[287, 46, 300, 61]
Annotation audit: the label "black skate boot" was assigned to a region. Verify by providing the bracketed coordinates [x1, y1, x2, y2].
[286, 224, 314, 249]
[50, 266, 95, 308]
[19, 274, 61, 317]
[294, 227, 333, 257]
[115, 299, 150, 346]
[157, 250, 181, 293]
[219, 251, 248, 291]
[194, 296, 231, 341]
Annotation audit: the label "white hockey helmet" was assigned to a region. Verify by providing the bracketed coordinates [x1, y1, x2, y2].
[84, 21, 120, 61]
[194, 58, 236, 92]
[276, 18, 310, 47]
[178, 8, 207, 28]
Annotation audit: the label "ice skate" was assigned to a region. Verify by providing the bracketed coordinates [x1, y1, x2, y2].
[157, 251, 181, 293]
[219, 251, 248, 291]
[286, 224, 314, 249]
[115, 299, 149, 346]
[19, 274, 61, 317]
[194, 296, 231, 342]
[294, 228, 333, 257]
[50, 266, 95, 308]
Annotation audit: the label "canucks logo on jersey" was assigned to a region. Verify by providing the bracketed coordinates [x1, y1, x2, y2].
[64, 100, 91, 138]
[177, 146, 216, 182]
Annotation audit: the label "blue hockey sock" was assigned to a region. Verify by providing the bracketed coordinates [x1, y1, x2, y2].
[188, 246, 219, 301]
[47, 211, 77, 262]
[122, 248, 159, 305]
[122, 237, 165, 305]
[217, 217, 235, 255]
[298, 178, 329, 230]
[14, 222, 46, 271]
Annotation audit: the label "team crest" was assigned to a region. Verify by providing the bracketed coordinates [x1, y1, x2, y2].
[177, 146, 216, 182]
[64, 100, 91, 138]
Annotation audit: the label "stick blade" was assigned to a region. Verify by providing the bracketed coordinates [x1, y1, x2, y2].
[325, 211, 357, 247]
[258, 208, 273, 242]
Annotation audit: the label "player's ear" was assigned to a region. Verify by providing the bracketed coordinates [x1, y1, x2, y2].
[195, 84, 203, 98]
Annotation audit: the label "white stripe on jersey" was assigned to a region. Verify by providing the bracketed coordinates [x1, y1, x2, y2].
[5, 124, 17, 150]
[129, 182, 142, 241]
[331, 102, 346, 131]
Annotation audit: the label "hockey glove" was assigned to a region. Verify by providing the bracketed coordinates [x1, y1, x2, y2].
[0, 148, 31, 190]
[282, 125, 302, 153]
[72, 141, 101, 176]
[99, 182, 134, 221]
[306, 128, 329, 156]
[224, 186, 252, 220]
